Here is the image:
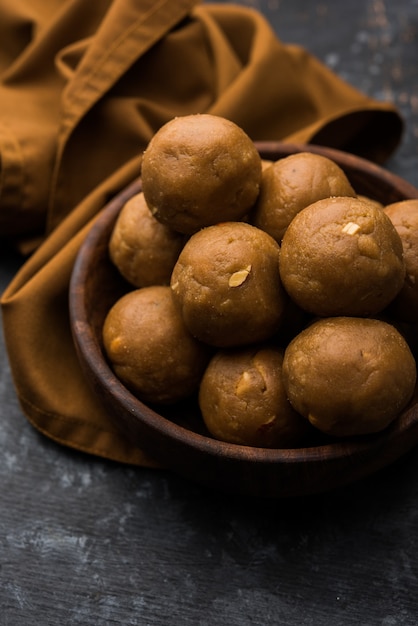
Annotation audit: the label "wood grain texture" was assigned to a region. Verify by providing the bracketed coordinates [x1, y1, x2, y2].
[2, 1, 418, 624]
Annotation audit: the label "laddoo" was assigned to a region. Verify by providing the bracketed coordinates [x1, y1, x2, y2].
[109, 192, 186, 287]
[199, 345, 310, 447]
[279, 196, 405, 316]
[251, 151, 356, 242]
[170, 221, 287, 347]
[141, 114, 262, 234]
[384, 199, 418, 322]
[282, 317, 416, 437]
[102, 286, 210, 404]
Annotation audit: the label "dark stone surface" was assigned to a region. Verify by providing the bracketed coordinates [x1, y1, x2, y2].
[2, 1, 418, 624]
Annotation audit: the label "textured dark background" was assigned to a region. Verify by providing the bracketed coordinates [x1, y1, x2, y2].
[2, 1, 418, 624]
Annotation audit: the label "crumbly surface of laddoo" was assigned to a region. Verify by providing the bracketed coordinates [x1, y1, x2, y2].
[109, 192, 186, 287]
[282, 317, 417, 437]
[199, 345, 310, 447]
[251, 152, 356, 242]
[102, 286, 210, 404]
[141, 114, 262, 234]
[384, 199, 418, 322]
[358, 195, 384, 210]
[279, 196, 405, 316]
[170, 221, 287, 347]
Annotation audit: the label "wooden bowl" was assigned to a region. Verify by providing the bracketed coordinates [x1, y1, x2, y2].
[69, 142, 418, 498]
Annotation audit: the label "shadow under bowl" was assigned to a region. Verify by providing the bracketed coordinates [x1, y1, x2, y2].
[69, 142, 418, 498]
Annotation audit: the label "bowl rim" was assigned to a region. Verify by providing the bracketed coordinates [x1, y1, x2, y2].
[69, 141, 418, 472]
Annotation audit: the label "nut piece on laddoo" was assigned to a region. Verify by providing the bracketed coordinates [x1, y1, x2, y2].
[279, 196, 406, 317]
[282, 317, 417, 438]
[141, 114, 262, 234]
[170, 221, 287, 347]
[102, 286, 210, 405]
[251, 152, 356, 243]
[199, 345, 311, 448]
[109, 192, 186, 287]
[384, 199, 418, 322]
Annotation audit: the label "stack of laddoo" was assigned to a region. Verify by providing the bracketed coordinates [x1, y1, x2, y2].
[103, 113, 418, 448]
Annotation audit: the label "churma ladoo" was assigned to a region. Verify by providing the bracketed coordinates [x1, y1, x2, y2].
[102, 115, 418, 446]
[251, 152, 356, 242]
[279, 196, 406, 316]
[199, 346, 311, 448]
[141, 114, 262, 234]
[384, 199, 418, 322]
[109, 192, 186, 287]
[282, 317, 417, 437]
[102, 286, 210, 405]
[170, 221, 287, 347]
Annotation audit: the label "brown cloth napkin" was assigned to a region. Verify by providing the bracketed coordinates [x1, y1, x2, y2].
[0, 0, 403, 466]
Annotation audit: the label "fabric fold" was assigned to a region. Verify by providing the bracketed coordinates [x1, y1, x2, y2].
[49, 0, 200, 231]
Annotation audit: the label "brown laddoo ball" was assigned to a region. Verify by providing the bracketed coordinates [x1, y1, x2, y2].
[279, 196, 405, 317]
[282, 317, 417, 437]
[170, 221, 287, 347]
[251, 152, 356, 243]
[102, 286, 210, 404]
[109, 192, 186, 287]
[199, 345, 310, 448]
[141, 114, 262, 234]
[384, 199, 418, 322]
